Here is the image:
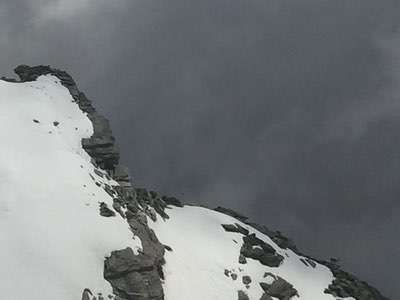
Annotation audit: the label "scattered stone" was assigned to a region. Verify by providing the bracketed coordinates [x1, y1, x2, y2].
[265, 277, 298, 300]
[231, 273, 238, 280]
[53, 121, 59, 126]
[242, 275, 252, 285]
[259, 282, 271, 292]
[224, 269, 230, 277]
[322, 260, 390, 300]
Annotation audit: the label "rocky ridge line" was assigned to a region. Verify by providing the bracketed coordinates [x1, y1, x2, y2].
[12, 65, 166, 300]
[215, 206, 390, 300]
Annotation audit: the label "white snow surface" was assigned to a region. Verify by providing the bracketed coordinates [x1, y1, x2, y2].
[149, 206, 355, 300]
[0, 76, 141, 299]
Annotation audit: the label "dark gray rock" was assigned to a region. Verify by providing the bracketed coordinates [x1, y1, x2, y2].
[259, 294, 273, 300]
[266, 277, 298, 300]
[161, 196, 184, 207]
[221, 224, 239, 232]
[99, 202, 116, 217]
[242, 275, 252, 285]
[322, 261, 390, 300]
[239, 254, 247, 264]
[238, 290, 249, 300]
[214, 206, 248, 222]
[221, 223, 249, 236]
[259, 282, 271, 292]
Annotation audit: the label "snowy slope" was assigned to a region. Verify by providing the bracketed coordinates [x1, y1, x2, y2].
[0, 76, 141, 300]
[149, 206, 355, 300]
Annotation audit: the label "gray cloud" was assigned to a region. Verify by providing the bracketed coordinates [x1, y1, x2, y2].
[1, 0, 399, 297]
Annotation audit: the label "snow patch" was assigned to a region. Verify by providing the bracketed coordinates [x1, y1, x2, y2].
[0, 76, 140, 299]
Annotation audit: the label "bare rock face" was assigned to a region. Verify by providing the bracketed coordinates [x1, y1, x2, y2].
[104, 248, 164, 300]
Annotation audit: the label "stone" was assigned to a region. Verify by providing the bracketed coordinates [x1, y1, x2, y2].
[239, 254, 247, 264]
[161, 196, 184, 207]
[240, 234, 284, 267]
[267, 277, 298, 300]
[99, 202, 115, 217]
[259, 294, 273, 300]
[238, 290, 249, 300]
[259, 282, 271, 292]
[214, 206, 248, 222]
[242, 275, 252, 285]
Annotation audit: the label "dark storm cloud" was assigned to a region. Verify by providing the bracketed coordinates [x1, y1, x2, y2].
[1, 0, 399, 297]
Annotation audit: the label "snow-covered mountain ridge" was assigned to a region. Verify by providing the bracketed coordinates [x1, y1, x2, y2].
[0, 65, 389, 300]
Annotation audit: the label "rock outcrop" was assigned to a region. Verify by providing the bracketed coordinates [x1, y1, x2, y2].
[13, 65, 166, 300]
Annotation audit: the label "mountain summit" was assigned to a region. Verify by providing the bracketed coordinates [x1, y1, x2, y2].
[0, 66, 389, 300]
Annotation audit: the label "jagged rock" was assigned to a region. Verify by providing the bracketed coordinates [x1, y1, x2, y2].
[99, 202, 116, 217]
[259, 282, 271, 292]
[240, 234, 284, 267]
[53, 121, 59, 127]
[1, 76, 17, 82]
[221, 224, 239, 232]
[238, 290, 249, 300]
[259, 294, 273, 300]
[214, 206, 248, 222]
[113, 165, 132, 187]
[161, 196, 184, 207]
[305, 258, 316, 268]
[222, 223, 250, 236]
[231, 273, 238, 280]
[322, 262, 390, 300]
[265, 277, 298, 300]
[104, 248, 164, 300]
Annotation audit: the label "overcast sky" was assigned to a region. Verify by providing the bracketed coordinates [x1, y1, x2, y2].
[1, 0, 399, 298]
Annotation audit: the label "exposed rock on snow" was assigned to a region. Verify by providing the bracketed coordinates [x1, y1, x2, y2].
[8, 65, 167, 300]
[241, 233, 284, 268]
[1, 65, 391, 300]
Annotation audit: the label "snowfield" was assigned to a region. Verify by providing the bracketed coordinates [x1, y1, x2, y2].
[149, 205, 355, 300]
[0, 76, 141, 300]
